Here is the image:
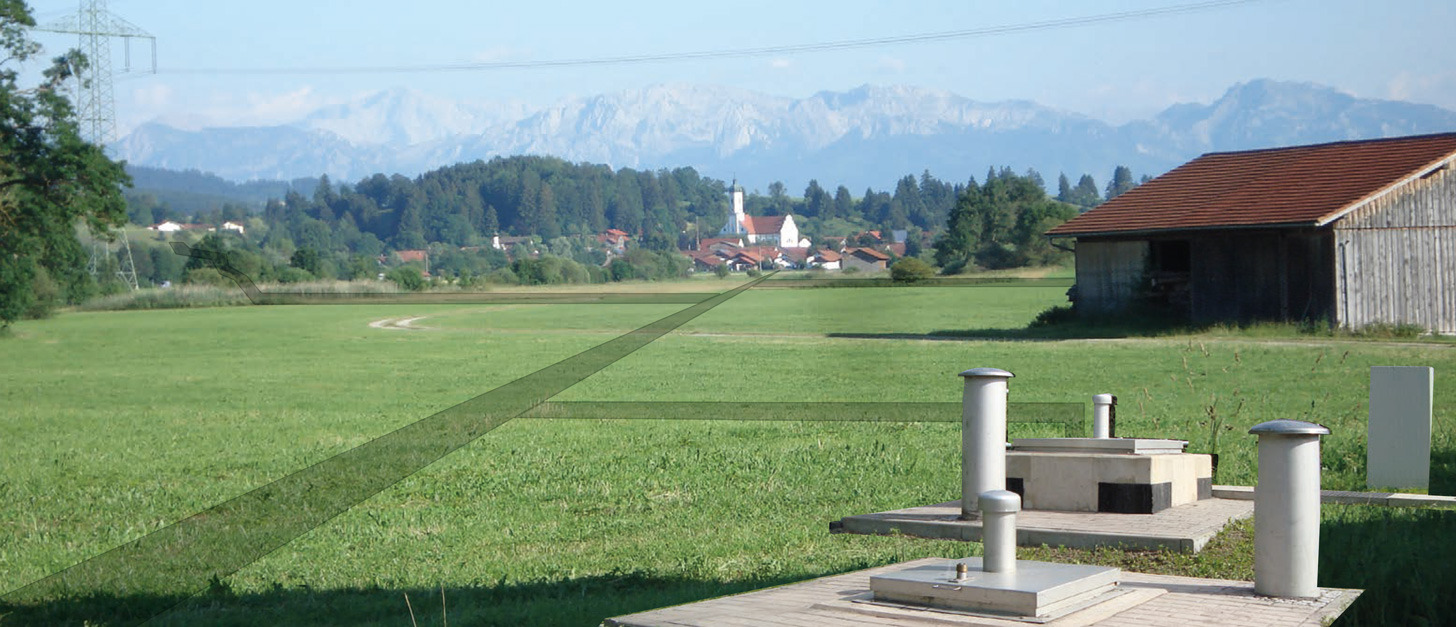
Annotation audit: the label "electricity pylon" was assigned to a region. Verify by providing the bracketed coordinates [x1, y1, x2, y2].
[37, 0, 156, 146]
[37, 0, 156, 291]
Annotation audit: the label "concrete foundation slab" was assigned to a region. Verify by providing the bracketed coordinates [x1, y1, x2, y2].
[835, 498, 1253, 553]
[607, 558, 1361, 627]
[870, 557, 1120, 618]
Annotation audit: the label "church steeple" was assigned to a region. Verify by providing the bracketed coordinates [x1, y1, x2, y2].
[724, 178, 747, 236]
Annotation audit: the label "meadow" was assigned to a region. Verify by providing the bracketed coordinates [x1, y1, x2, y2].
[1, 277, 1452, 625]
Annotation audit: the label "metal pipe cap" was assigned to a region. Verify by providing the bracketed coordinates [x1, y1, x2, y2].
[960, 368, 1015, 379]
[978, 489, 1022, 513]
[1093, 394, 1115, 405]
[1249, 419, 1331, 436]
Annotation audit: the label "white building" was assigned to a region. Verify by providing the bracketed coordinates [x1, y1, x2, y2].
[720, 181, 805, 247]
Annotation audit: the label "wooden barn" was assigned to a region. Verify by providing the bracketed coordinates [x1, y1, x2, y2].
[1047, 133, 1456, 333]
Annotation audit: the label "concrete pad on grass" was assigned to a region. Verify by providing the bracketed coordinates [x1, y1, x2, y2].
[607, 558, 1361, 627]
[834, 498, 1253, 553]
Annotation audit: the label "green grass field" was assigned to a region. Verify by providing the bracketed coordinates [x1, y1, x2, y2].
[1, 280, 1453, 625]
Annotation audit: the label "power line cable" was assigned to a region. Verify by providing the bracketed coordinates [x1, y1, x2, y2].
[146, 0, 1268, 77]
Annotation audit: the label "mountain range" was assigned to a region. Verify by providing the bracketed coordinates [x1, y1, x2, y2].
[115, 79, 1456, 192]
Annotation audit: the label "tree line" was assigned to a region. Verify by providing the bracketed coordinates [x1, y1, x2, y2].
[112, 156, 1144, 292]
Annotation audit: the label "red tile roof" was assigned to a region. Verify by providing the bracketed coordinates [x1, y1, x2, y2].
[815, 249, 842, 262]
[395, 250, 428, 263]
[699, 237, 743, 250]
[781, 247, 810, 263]
[742, 215, 787, 235]
[847, 247, 890, 261]
[1047, 133, 1456, 238]
[682, 250, 725, 266]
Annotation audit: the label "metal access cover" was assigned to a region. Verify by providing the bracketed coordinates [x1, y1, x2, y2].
[869, 557, 1120, 618]
[1249, 420, 1331, 436]
[1010, 438, 1188, 455]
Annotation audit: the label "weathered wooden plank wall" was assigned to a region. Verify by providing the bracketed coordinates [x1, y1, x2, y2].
[1074, 240, 1147, 314]
[1335, 162, 1456, 333]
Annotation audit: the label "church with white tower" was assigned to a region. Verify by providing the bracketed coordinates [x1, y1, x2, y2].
[720, 181, 808, 247]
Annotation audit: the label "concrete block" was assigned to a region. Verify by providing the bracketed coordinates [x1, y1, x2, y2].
[1368, 366, 1434, 490]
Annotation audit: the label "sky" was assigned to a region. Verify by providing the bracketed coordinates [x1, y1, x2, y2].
[19, 0, 1456, 136]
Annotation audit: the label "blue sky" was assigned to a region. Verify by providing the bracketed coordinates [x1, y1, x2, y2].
[22, 0, 1456, 134]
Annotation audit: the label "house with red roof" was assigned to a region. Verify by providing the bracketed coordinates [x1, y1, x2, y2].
[842, 247, 890, 273]
[811, 249, 842, 270]
[596, 229, 631, 255]
[683, 250, 727, 272]
[1047, 133, 1456, 333]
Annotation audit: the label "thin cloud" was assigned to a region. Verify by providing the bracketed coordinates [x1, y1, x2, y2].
[874, 56, 907, 73]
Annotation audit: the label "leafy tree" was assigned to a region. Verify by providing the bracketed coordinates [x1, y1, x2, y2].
[934, 169, 1076, 272]
[0, 2, 130, 327]
[904, 230, 924, 258]
[934, 192, 983, 271]
[803, 179, 827, 218]
[832, 186, 854, 221]
[290, 247, 323, 276]
[766, 181, 789, 216]
[482, 205, 499, 237]
[1105, 165, 1136, 201]
[1073, 174, 1101, 209]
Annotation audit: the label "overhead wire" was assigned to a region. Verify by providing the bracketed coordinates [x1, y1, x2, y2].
[140, 0, 1269, 77]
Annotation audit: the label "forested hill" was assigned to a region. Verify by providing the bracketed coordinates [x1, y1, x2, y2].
[136, 155, 1104, 254]
[124, 166, 319, 212]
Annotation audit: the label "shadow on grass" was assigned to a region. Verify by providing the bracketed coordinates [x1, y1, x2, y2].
[827, 319, 1200, 342]
[828, 309, 1452, 343]
[0, 568, 834, 627]
[1320, 506, 1456, 627]
[1429, 448, 1456, 497]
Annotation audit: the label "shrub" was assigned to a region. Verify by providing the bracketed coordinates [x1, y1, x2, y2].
[1029, 305, 1077, 328]
[714, 263, 730, 279]
[746, 268, 762, 278]
[890, 258, 935, 283]
[486, 268, 518, 285]
[274, 267, 315, 284]
[385, 266, 426, 292]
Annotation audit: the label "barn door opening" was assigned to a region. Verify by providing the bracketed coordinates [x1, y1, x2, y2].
[1147, 240, 1192, 314]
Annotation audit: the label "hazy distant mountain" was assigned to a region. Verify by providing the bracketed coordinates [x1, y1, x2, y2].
[115, 79, 1456, 191]
[1122, 79, 1456, 164]
[297, 88, 530, 146]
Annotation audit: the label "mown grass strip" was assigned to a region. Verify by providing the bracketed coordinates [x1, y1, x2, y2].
[758, 277, 1076, 288]
[523, 402, 1086, 436]
[251, 292, 720, 305]
[0, 273, 773, 627]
